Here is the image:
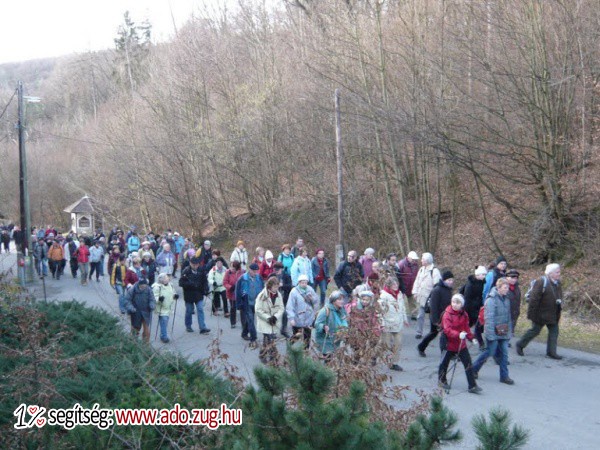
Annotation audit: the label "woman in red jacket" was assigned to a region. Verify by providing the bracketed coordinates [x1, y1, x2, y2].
[223, 260, 245, 329]
[74, 240, 91, 285]
[438, 294, 482, 394]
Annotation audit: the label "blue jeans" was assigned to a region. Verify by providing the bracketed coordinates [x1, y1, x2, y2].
[115, 284, 126, 313]
[315, 279, 328, 307]
[472, 338, 509, 381]
[185, 301, 207, 330]
[245, 306, 257, 342]
[158, 315, 169, 340]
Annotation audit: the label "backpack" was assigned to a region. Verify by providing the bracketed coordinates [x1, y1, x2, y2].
[525, 276, 547, 303]
[478, 305, 485, 325]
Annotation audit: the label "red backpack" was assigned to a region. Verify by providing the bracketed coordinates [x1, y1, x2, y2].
[478, 306, 485, 325]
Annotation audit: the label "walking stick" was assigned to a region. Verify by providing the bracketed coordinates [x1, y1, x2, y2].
[171, 295, 178, 335]
[446, 337, 465, 393]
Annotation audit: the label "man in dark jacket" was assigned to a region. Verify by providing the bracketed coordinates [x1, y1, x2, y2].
[235, 263, 264, 347]
[417, 270, 454, 357]
[272, 262, 292, 338]
[124, 278, 156, 343]
[505, 269, 522, 336]
[516, 264, 563, 359]
[333, 250, 364, 303]
[179, 257, 210, 334]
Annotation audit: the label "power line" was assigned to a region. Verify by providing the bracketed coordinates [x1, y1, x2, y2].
[0, 89, 17, 122]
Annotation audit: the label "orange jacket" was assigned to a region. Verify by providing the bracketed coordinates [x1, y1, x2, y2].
[48, 244, 64, 261]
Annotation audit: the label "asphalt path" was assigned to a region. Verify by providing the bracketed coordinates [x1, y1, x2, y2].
[3, 247, 599, 449]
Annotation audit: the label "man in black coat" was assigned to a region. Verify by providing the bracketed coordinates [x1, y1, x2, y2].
[271, 261, 292, 338]
[417, 270, 454, 357]
[179, 257, 210, 334]
[333, 250, 364, 303]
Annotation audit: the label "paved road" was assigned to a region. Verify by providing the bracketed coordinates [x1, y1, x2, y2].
[2, 247, 599, 449]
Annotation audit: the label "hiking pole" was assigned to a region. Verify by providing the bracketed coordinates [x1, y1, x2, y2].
[446, 337, 465, 394]
[171, 296, 178, 336]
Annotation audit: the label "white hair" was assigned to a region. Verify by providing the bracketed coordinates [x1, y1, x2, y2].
[157, 273, 170, 283]
[545, 263, 560, 276]
[364, 248, 375, 255]
[422, 252, 434, 264]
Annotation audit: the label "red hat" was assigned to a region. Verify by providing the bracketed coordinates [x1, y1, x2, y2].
[368, 272, 379, 281]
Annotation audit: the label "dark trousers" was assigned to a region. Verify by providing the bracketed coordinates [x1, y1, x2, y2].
[2, 240, 9, 252]
[212, 290, 228, 314]
[49, 260, 63, 278]
[474, 321, 485, 347]
[89, 261, 101, 280]
[260, 333, 278, 363]
[70, 258, 78, 277]
[292, 326, 312, 349]
[228, 299, 237, 326]
[438, 347, 476, 389]
[418, 320, 440, 352]
[518, 322, 559, 355]
[239, 306, 249, 339]
[245, 308, 257, 341]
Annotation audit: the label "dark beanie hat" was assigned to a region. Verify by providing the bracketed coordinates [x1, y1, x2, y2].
[496, 255, 507, 265]
[138, 278, 148, 285]
[249, 263, 260, 270]
[190, 257, 201, 264]
[442, 270, 454, 281]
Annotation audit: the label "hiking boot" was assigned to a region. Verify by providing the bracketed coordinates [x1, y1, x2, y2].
[186, 327, 194, 333]
[160, 337, 170, 343]
[224, 313, 230, 318]
[468, 385, 483, 394]
[418, 348, 426, 357]
[241, 335, 251, 341]
[438, 381, 451, 390]
[199, 328, 211, 334]
[546, 353, 563, 360]
[500, 378, 515, 385]
[231, 324, 236, 329]
[390, 364, 403, 371]
[516, 343, 524, 356]
[281, 331, 291, 339]
[249, 341, 258, 349]
[415, 334, 422, 339]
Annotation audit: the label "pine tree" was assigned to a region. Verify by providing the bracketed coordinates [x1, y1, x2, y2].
[472, 407, 529, 450]
[403, 396, 462, 449]
[228, 343, 461, 450]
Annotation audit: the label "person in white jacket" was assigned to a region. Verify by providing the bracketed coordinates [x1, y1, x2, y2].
[379, 277, 409, 371]
[412, 252, 441, 339]
[255, 277, 285, 364]
[152, 273, 178, 343]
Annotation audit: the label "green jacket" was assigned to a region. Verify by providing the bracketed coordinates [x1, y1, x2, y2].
[152, 282, 176, 316]
[314, 303, 348, 354]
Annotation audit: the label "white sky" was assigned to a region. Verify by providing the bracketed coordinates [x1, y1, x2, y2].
[0, 0, 220, 64]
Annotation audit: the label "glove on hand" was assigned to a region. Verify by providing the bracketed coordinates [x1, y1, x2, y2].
[158, 296, 165, 302]
[173, 293, 179, 300]
[213, 282, 217, 288]
[267, 315, 277, 326]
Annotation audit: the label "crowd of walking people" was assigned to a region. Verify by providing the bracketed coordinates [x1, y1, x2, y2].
[1, 224, 566, 394]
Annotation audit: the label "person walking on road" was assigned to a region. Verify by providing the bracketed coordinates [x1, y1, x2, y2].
[471, 278, 514, 385]
[516, 264, 564, 360]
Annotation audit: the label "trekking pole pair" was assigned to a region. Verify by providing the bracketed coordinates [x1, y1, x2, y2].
[446, 337, 466, 393]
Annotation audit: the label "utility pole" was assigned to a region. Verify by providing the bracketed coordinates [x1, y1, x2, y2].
[334, 89, 345, 268]
[17, 81, 34, 283]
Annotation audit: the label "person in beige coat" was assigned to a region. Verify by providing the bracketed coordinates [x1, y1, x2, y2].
[412, 252, 441, 339]
[379, 277, 409, 371]
[255, 277, 285, 363]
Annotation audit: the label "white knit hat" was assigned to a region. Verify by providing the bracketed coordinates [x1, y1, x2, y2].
[452, 294, 465, 306]
[265, 250, 274, 260]
[475, 266, 487, 276]
[408, 251, 419, 260]
[298, 274, 309, 283]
